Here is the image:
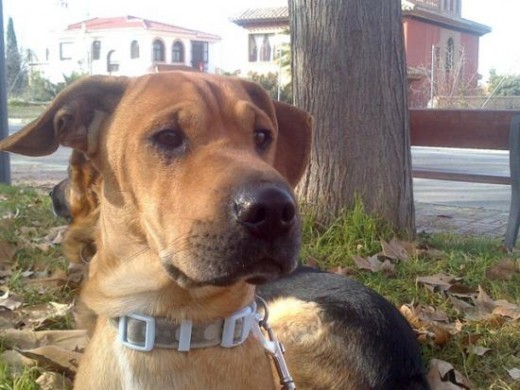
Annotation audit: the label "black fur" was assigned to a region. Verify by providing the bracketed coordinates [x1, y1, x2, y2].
[258, 266, 430, 390]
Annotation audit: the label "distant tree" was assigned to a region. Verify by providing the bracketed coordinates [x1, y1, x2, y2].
[246, 71, 293, 103]
[6, 18, 26, 96]
[488, 69, 520, 96]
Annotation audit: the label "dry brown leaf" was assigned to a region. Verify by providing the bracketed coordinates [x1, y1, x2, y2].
[43, 226, 67, 246]
[491, 300, 520, 320]
[419, 246, 446, 260]
[432, 325, 451, 347]
[327, 266, 356, 276]
[0, 291, 23, 311]
[485, 259, 517, 281]
[18, 302, 73, 329]
[305, 257, 320, 269]
[416, 273, 457, 293]
[427, 358, 474, 389]
[0, 329, 88, 351]
[17, 345, 82, 378]
[0, 240, 17, 265]
[36, 371, 73, 390]
[352, 255, 381, 271]
[25, 269, 69, 289]
[381, 238, 410, 261]
[352, 255, 395, 275]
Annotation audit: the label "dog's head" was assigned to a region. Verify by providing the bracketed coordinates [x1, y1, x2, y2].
[1, 72, 312, 288]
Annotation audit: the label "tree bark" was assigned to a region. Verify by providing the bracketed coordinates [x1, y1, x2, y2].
[289, 0, 415, 236]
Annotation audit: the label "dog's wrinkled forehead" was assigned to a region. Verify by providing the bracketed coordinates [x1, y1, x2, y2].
[119, 72, 278, 132]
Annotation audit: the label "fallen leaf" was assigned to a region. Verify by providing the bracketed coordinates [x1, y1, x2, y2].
[416, 273, 458, 293]
[492, 300, 520, 320]
[0, 291, 23, 311]
[327, 266, 356, 276]
[36, 371, 73, 390]
[507, 368, 520, 381]
[42, 226, 67, 246]
[468, 345, 491, 356]
[427, 358, 474, 389]
[352, 255, 395, 275]
[0, 329, 88, 351]
[432, 325, 451, 347]
[485, 259, 517, 281]
[0, 240, 17, 265]
[381, 238, 410, 261]
[305, 257, 320, 269]
[17, 345, 82, 378]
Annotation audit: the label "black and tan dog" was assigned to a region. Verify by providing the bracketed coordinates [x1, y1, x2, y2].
[2, 71, 429, 389]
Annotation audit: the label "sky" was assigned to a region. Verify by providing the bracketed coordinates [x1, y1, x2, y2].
[3, 0, 520, 80]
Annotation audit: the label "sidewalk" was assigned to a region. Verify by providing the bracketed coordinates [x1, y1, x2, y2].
[415, 202, 508, 238]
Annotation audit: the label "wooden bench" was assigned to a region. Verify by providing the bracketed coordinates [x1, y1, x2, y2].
[409, 109, 520, 249]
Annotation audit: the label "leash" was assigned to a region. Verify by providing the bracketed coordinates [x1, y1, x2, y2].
[254, 296, 297, 390]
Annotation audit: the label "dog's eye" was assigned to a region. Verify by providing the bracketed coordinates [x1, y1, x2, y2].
[254, 129, 272, 151]
[152, 129, 185, 150]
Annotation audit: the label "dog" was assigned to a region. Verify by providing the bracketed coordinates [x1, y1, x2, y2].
[2, 71, 429, 389]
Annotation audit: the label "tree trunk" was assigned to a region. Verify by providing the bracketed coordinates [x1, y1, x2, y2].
[289, 0, 415, 236]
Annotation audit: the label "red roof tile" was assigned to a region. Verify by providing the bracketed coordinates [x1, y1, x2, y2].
[66, 16, 220, 40]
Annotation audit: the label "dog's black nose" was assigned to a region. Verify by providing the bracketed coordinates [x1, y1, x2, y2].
[233, 184, 296, 238]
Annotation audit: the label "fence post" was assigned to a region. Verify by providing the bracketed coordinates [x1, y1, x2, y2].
[0, 0, 12, 184]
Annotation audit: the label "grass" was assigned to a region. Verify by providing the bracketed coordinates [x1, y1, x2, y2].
[7, 104, 46, 122]
[0, 186, 518, 388]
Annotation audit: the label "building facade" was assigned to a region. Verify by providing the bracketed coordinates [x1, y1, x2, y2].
[403, 0, 490, 107]
[30, 16, 221, 83]
[232, 1, 490, 108]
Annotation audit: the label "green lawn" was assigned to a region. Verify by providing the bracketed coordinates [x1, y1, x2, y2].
[0, 185, 518, 389]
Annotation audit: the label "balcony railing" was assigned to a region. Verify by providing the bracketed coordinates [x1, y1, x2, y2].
[413, 0, 440, 10]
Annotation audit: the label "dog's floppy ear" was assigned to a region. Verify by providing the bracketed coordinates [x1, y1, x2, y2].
[0, 75, 129, 156]
[273, 101, 313, 187]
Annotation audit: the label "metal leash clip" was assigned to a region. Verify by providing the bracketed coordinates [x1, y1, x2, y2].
[254, 296, 296, 390]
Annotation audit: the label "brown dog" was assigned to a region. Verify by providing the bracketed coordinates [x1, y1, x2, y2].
[2, 72, 430, 389]
[2, 71, 311, 389]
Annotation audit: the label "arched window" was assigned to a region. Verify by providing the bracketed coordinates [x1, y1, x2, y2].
[92, 40, 101, 60]
[259, 34, 271, 61]
[130, 40, 140, 59]
[172, 41, 184, 63]
[445, 38, 455, 73]
[248, 35, 258, 62]
[107, 50, 119, 73]
[153, 39, 165, 62]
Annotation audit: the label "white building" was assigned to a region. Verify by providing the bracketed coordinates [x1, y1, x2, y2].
[31, 15, 221, 83]
[230, 7, 289, 76]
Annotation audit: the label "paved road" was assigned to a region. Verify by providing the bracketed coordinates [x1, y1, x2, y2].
[412, 146, 510, 212]
[4, 124, 512, 213]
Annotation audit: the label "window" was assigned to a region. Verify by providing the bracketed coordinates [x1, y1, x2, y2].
[260, 35, 272, 61]
[92, 40, 101, 60]
[248, 34, 274, 62]
[191, 41, 208, 70]
[153, 39, 165, 62]
[60, 42, 73, 60]
[130, 40, 140, 59]
[107, 50, 119, 73]
[445, 38, 455, 73]
[248, 35, 258, 62]
[172, 41, 185, 63]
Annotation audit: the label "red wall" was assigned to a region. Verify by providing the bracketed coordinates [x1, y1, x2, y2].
[403, 17, 482, 107]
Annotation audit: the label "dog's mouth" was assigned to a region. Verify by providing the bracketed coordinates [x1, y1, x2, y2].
[160, 255, 296, 288]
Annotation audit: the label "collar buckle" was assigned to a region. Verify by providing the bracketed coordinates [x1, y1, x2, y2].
[118, 313, 156, 352]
